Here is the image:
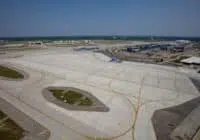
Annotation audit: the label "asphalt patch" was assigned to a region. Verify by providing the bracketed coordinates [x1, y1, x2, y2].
[0, 98, 50, 140]
[151, 77, 200, 140]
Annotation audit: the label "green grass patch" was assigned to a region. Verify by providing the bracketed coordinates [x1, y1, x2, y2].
[0, 111, 24, 140]
[50, 89, 93, 106]
[0, 65, 24, 79]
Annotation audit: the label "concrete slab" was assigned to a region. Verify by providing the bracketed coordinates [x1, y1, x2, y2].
[141, 86, 177, 101]
[110, 80, 141, 97]
[0, 48, 199, 140]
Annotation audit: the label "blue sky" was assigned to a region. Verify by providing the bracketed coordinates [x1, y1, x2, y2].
[0, 0, 200, 37]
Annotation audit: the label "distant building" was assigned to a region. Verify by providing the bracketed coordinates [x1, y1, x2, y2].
[28, 41, 45, 47]
[174, 46, 184, 52]
[169, 46, 184, 53]
[84, 40, 91, 44]
[176, 40, 191, 44]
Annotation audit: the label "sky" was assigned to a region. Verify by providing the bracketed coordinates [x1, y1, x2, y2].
[0, 0, 200, 37]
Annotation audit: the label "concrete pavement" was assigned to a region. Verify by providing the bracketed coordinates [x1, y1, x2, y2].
[0, 48, 199, 140]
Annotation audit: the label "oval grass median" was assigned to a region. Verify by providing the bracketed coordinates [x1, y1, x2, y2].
[50, 89, 93, 106]
[43, 87, 110, 112]
[0, 65, 24, 79]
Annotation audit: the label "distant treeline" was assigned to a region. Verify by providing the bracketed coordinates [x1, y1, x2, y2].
[1, 36, 200, 42]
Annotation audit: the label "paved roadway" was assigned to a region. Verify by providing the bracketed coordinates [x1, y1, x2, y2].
[0, 48, 199, 140]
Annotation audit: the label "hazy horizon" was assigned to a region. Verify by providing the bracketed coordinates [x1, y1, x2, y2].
[1, 35, 200, 38]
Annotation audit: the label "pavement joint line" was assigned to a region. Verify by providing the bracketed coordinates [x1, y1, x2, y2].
[3, 53, 199, 140]
[7, 59, 190, 94]
[0, 87, 85, 138]
[131, 75, 146, 140]
[37, 67, 181, 103]
[80, 67, 136, 139]
[91, 95, 135, 140]
[0, 70, 135, 140]
[18, 72, 99, 137]
[82, 66, 107, 86]
[0, 69, 90, 138]
[106, 73, 146, 140]
[21, 60, 195, 94]
[84, 81, 136, 139]
[0, 95, 51, 140]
